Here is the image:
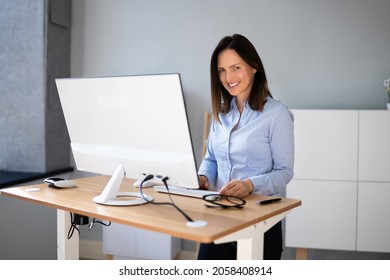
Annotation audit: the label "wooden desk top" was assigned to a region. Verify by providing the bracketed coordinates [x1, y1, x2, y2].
[1, 176, 301, 243]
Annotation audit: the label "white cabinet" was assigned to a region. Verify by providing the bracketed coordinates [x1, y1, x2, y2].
[357, 111, 390, 252]
[358, 111, 390, 182]
[292, 110, 358, 181]
[286, 180, 357, 250]
[357, 182, 390, 252]
[103, 223, 180, 260]
[286, 110, 390, 253]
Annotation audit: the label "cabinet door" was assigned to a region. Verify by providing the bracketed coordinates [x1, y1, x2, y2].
[291, 110, 358, 181]
[286, 179, 357, 250]
[357, 182, 390, 252]
[359, 111, 390, 182]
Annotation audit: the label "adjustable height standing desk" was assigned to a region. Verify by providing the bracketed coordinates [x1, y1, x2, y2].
[1, 176, 301, 260]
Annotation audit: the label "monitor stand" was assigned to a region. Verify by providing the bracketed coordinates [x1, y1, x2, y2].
[93, 164, 153, 206]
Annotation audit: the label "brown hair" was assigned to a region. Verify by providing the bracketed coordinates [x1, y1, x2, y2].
[210, 34, 272, 121]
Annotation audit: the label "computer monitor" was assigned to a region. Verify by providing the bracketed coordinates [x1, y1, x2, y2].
[55, 73, 200, 206]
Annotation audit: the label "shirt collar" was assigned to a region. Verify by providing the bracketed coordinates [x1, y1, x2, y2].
[230, 97, 250, 110]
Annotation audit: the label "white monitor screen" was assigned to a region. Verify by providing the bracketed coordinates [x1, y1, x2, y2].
[56, 74, 200, 197]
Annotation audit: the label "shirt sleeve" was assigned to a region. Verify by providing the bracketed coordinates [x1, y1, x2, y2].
[249, 106, 295, 196]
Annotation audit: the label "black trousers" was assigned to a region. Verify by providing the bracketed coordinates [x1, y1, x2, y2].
[197, 221, 283, 260]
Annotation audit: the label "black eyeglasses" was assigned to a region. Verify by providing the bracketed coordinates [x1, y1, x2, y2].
[202, 194, 246, 209]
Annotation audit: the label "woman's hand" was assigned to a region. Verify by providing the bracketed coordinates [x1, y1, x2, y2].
[219, 179, 254, 198]
[198, 175, 210, 190]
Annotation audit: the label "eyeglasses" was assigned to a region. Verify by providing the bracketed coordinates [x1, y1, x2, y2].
[202, 194, 246, 209]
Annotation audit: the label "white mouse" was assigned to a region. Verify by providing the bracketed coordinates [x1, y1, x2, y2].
[53, 180, 76, 188]
[133, 179, 155, 188]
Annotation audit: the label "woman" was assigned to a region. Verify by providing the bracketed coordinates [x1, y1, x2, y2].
[197, 34, 294, 260]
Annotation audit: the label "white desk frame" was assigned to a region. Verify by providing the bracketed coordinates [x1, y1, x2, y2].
[215, 211, 290, 260]
[57, 209, 291, 260]
[57, 210, 79, 260]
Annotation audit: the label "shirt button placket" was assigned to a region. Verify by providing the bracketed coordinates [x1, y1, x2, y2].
[225, 133, 232, 182]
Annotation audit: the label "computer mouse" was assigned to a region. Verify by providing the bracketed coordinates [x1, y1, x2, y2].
[44, 177, 64, 184]
[44, 177, 76, 188]
[133, 179, 155, 188]
[53, 180, 76, 188]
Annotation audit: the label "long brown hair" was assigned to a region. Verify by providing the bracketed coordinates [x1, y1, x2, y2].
[210, 34, 272, 122]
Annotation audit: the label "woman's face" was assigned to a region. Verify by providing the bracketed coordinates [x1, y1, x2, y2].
[217, 49, 257, 102]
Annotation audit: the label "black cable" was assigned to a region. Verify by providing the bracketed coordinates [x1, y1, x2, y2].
[138, 174, 154, 203]
[67, 213, 81, 239]
[67, 213, 111, 239]
[88, 218, 111, 230]
[138, 175, 194, 223]
[161, 177, 194, 222]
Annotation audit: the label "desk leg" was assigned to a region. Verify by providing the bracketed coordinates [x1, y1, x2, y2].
[214, 211, 290, 260]
[236, 230, 263, 259]
[57, 210, 79, 260]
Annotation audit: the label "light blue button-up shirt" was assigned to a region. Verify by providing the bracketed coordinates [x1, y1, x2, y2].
[198, 97, 294, 197]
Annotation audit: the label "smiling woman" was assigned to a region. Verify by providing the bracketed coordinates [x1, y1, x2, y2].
[217, 49, 258, 112]
[197, 34, 294, 260]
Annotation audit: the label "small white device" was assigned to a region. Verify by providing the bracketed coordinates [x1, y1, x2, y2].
[154, 185, 219, 199]
[54, 180, 76, 188]
[44, 177, 76, 189]
[133, 179, 156, 188]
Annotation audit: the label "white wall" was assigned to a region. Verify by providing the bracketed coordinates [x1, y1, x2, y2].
[70, 0, 390, 259]
[71, 0, 390, 166]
